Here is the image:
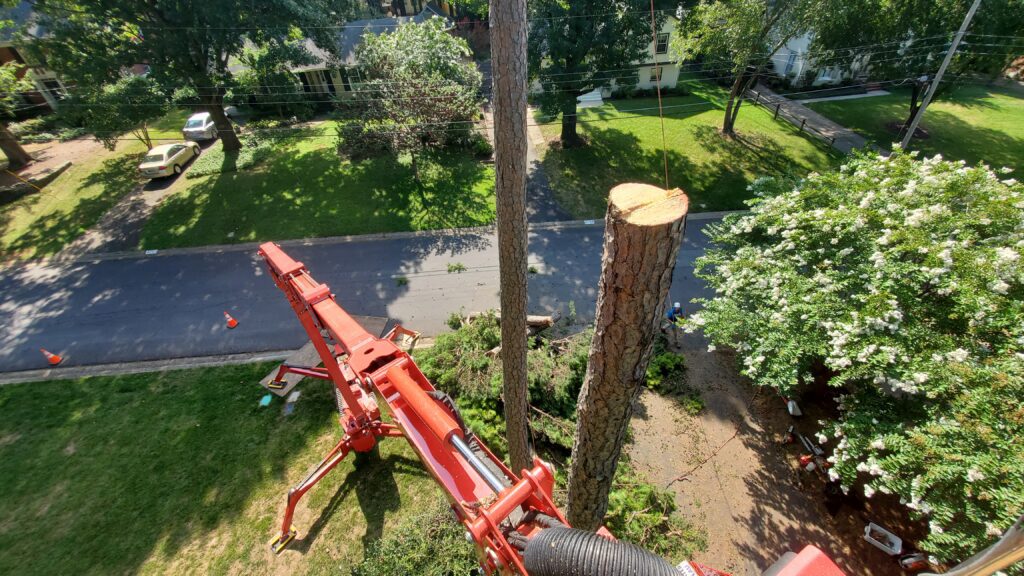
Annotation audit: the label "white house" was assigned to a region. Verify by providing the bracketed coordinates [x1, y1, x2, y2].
[767, 33, 872, 88]
[530, 15, 682, 99]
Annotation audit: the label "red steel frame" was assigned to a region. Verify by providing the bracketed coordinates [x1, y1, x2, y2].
[258, 242, 841, 576]
[259, 242, 570, 575]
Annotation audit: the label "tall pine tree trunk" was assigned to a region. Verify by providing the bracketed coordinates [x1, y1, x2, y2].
[567, 183, 689, 530]
[0, 123, 32, 169]
[490, 0, 532, 474]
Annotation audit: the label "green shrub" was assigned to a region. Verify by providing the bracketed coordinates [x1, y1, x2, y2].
[186, 139, 272, 178]
[605, 463, 706, 562]
[19, 132, 58, 143]
[9, 117, 48, 137]
[415, 318, 707, 563]
[690, 148, 1024, 567]
[58, 127, 87, 141]
[469, 132, 493, 158]
[447, 262, 467, 273]
[645, 337, 687, 393]
[350, 498, 477, 576]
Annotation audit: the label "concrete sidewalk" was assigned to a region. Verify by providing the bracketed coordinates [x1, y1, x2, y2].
[749, 84, 871, 155]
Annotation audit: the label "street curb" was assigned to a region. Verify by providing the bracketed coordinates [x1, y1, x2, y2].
[0, 338, 443, 386]
[0, 349, 295, 386]
[8, 211, 740, 269]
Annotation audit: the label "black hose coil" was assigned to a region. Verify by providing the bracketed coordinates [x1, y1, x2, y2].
[523, 526, 681, 576]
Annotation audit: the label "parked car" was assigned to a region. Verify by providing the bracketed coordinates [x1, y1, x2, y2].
[182, 112, 218, 141]
[138, 142, 201, 179]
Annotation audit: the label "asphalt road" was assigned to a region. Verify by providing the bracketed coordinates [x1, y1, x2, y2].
[0, 217, 721, 373]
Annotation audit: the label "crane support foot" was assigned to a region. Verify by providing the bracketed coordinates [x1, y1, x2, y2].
[270, 526, 297, 554]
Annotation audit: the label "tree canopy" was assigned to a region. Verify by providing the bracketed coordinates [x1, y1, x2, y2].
[337, 17, 482, 182]
[35, 0, 362, 150]
[689, 150, 1024, 566]
[78, 74, 169, 150]
[527, 0, 654, 146]
[674, 0, 816, 135]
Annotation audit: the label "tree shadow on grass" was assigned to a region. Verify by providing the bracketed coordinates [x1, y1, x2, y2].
[0, 365, 333, 575]
[900, 108, 1024, 170]
[540, 124, 752, 218]
[293, 449, 429, 553]
[0, 153, 142, 260]
[139, 146, 494, 250]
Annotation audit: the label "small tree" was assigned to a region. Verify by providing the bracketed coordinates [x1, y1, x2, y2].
[689, 150, 1024, 567]
[81, 75, 169, 151]
[674, 0, 815, 136]
[0, 61, 33, 168]
[338, 18, 482, 183]
[527, 0, 653, 147]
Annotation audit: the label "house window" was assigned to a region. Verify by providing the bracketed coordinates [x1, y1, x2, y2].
[784, 52, 798, 76]
[41, 79, 66, 101]
[300, 72, 312, 93]
[655, 33, 669, 55]
[650, 66, 662, 85]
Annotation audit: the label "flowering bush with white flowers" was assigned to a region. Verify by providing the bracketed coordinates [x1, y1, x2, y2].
[688, 148, 1024, 568]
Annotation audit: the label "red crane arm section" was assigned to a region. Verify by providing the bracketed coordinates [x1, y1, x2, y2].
[257, 242, 846, 576]
[258, 242, 565, 574]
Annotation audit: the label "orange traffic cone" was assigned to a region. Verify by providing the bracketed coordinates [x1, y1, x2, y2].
[40, 348, 63, 366]
[224, 311, 239, 329]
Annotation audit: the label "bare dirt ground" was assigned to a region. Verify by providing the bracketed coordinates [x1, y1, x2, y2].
[629, 332, 908, 576]
[0, 137, 105, 187]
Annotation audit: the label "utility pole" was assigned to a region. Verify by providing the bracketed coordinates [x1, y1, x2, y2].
[489, 0, 533, 474]
[900, 0, 982, 149]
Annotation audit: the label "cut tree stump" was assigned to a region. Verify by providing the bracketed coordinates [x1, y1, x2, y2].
[566, 182, 689, 531]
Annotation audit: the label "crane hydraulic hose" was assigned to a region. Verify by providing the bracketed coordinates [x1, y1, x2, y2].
[523, 527, 681, 576]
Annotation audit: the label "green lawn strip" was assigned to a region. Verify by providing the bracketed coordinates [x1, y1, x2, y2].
[140, 124, 495, 249]
[536, 90, 837, 219]
[805, 85, 1024, 169]
[0, 109, 192, 261]
[0, 363, 440, 575]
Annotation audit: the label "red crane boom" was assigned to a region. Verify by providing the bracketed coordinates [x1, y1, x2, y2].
[257, 242, 844, 576]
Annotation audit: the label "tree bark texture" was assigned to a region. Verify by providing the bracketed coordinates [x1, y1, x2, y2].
[0, 123, 32, 168]
[722, 72, 745, 135]
[490, 0, 533, 474]
[560, 96, 580, 147]
[201, 91, 241, 152]
[566, 183, 689, 531]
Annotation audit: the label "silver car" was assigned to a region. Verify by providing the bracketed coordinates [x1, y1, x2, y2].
[182, 112, 218, 141]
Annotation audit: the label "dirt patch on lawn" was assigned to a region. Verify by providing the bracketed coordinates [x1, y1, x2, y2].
[0, 138, 108, 188]
[629, 334, 905, 576]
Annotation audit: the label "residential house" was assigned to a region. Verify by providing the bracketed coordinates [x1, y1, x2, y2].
[292, 4, 451, 97]
[530, 15, 682, 99]
[768, 34, 874, 88]
[0, 1, 69, 114]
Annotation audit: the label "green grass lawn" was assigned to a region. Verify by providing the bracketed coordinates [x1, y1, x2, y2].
[0, 364, 443, 575]
[140, 122, 496, 249]
[806, 84, 1024, 169]
[0, 110, 190, 261]
[536, 83, 838, 218]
